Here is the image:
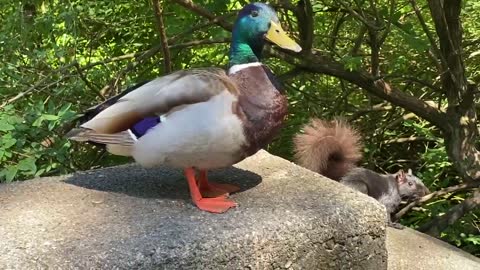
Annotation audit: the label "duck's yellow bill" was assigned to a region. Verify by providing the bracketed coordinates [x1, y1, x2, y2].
[265, 21, 302, 52]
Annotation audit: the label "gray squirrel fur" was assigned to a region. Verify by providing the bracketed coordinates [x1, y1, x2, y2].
[340, 167, 430, 222]
[293, 118, 430, 227]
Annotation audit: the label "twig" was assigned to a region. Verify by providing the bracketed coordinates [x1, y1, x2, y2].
[152, 0, 172, 73]
[337, 0, 381, 31]
[394, 181, 480, 221]
[383, 136, 437, 144]
[329, 13, 348, 51]
[99, 43, 166, 97]
[169, 38, 230, 49]
[409, 0, 445, 72]
[384, 112, 417, 129]
[0, 62, 78, 109]
[378, 0, 395, 45]
[418, 189, 480, 237]
[351, 26, 367, 55]
[169, 12, 236, 41]
[276, 68, 303, 82]
[350, 103, 392, 120]
[368, 30, 380, 77]
[382, 74, 443, 93]
[368, 0, 381, 24]
[82, 52, 139, 70]
[170, 0, 233, 31]
[73, 62, 104, 99]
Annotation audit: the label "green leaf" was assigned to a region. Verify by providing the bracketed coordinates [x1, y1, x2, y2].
[3, 166, 18, 182]
[32, 117, 44, 127]
[464, 236, 480, 245]
[18, 157, 37, 173]
[7, 115, 23, 124]
[341, 55, 363, 71]
[468, 50, 480, 59]
[2, 138, 17, 149]
[0, 121, 15, 131]
[58, 103, 72, 116]
[398, 31, 429, 52]
[35, 168, 46, 177]
[42, 114, 59, 121]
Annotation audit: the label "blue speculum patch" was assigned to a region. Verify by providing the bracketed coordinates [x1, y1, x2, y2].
[130, 116, 161, 138]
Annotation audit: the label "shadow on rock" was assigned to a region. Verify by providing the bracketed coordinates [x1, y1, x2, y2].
[64, 164, 262, 200]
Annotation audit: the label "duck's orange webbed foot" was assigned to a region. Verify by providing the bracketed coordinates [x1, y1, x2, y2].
[197, 170, 241, 198]
[184, 168, 237, 213]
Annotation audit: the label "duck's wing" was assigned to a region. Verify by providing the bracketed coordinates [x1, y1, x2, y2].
[77, 68, 237, 134]
[75, 80, 151, 126]
[66, 68, 238, 154]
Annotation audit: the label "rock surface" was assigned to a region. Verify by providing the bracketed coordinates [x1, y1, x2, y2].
[387, 226, 480, 270]
[0, 150, 387, 269]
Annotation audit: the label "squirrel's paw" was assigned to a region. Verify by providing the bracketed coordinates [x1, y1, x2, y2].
[388, 221, 405, 230]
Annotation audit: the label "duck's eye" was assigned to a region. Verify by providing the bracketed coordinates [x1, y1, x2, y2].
[251, 10, 259, 17]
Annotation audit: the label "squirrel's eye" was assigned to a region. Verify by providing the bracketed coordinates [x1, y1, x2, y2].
[408, 182, 414, 186]
[251, 10, 259, 17]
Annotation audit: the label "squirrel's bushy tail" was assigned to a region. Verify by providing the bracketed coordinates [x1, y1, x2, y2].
[293, 118, 363, 181]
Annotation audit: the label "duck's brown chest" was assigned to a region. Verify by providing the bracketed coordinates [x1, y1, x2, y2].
[229, 65, 288, 156]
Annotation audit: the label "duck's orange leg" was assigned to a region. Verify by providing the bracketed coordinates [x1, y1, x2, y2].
[198, 170, 241, 198]
[184, 168, 237, 213]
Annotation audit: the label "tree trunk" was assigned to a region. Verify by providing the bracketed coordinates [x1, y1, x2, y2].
[428, 0, 480, 181]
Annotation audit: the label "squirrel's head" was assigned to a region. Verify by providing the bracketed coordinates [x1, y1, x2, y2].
[395, 169, 430, 200]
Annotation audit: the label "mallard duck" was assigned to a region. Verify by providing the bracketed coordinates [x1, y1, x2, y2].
[66, 2, 302, 213]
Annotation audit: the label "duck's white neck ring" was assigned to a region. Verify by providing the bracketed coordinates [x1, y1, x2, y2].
[228, 62, 262, 75]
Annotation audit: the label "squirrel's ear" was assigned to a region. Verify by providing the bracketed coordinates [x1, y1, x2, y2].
[396, 169, 406, 184]
[407, 168, 413, 175]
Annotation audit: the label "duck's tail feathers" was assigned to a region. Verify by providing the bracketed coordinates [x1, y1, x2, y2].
[105, 144, 134, 156]
[65, 128, 136, 156]
[293, 118, 363, 181]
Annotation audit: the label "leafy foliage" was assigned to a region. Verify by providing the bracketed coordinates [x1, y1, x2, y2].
[1, 0, 479, 257]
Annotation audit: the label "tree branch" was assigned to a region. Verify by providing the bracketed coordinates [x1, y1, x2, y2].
[329, 13, 348, 51]
[337, 0, 382, 31]
[270, 49, 448, 131]
[152, 0, 172, 73]
[350, 103, 392, 120]
[458, 83, 478, 115]
[169, 38, 230, 49]
[169, 12, 236, 41]
[170, 0, 233, 31]
[73, 62, 104, 99]
[383, 136, 436, 144]
[428, 0, 464, 102]
[394, 181, 480, 221]
[378, 0, 395, 45]
[296, 0, 314, 53]
[409, 0, 444, 71]
[368, 30, 380, 76]
[384, 74, 443, 93]
[351, 25, 367, 55]
[0, 62, 78, 109]
[99, 43, 166, 96]
[418, 190, 480, 237]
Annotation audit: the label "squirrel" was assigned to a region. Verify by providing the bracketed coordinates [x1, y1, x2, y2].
[293, 118, 430, 228]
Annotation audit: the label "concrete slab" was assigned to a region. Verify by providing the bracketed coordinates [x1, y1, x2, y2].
[0, 150, 387, 269]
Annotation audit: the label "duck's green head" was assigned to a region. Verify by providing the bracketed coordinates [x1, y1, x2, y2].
[229, 2, 302, 66]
